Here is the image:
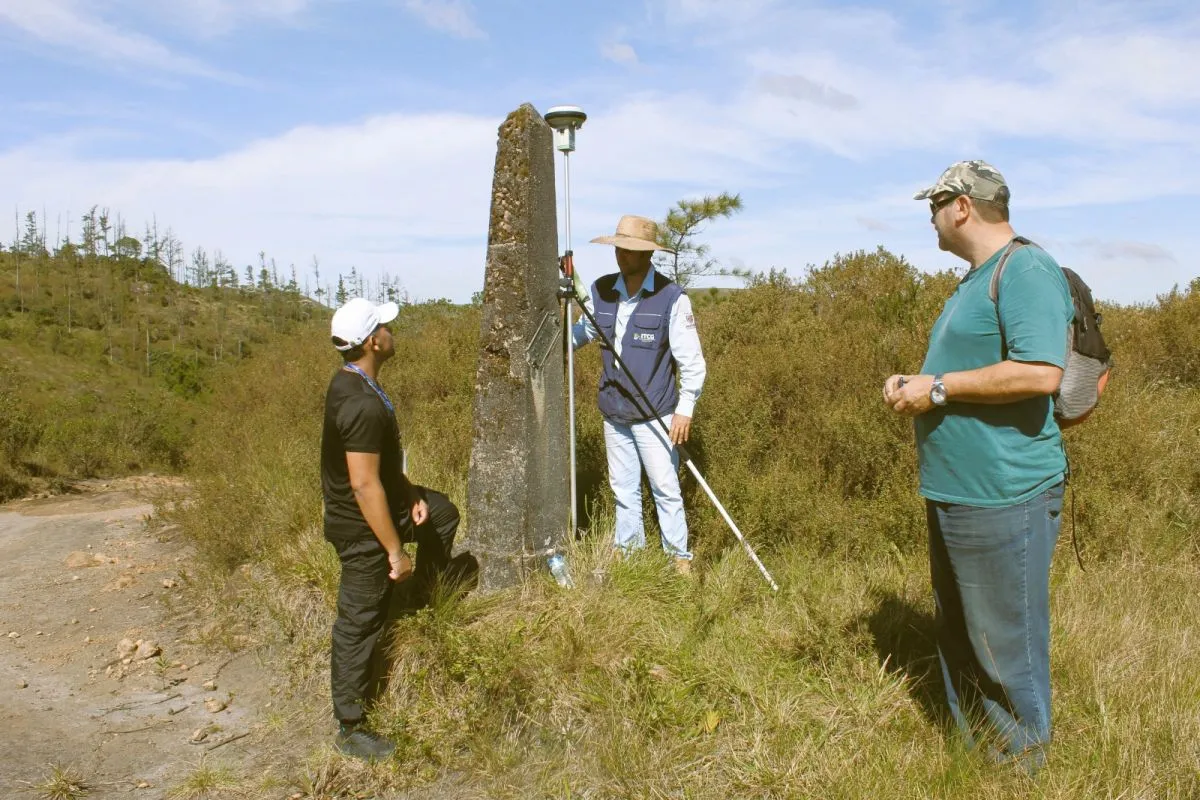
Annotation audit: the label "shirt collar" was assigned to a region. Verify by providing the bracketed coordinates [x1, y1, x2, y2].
[614, 269, 656, 300]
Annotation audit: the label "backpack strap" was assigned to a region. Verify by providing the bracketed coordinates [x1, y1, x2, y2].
[988, 235, 1039, 303]
[989, 235, 1040, 359]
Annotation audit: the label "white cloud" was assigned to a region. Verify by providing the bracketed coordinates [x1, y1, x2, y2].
[154, 0, 313, 35]
[1, 113, 499, 301]
[738, 40, 1200, 159]
[600, 42, 639, 65]
[3, 0, 1197, 306]
[1076, 239, 1177, 264]
[401, 0, 485, 39]
[856, 216, 892, 233]
[0, 0, 237, 79]
[756, 73, 857, 111]
[639, 0, 1200, 159]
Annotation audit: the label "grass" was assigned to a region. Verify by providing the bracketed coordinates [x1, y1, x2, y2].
[32, 765, 91, 800]
[171, 517, 1200, 798]
[161, 251, 1200, 797]
[167, 758, 241, 799]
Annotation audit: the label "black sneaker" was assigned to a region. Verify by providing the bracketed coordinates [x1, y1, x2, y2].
[335, 726, 396, 761]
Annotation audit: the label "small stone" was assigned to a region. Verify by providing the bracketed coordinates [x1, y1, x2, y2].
[71, 619, 79, 625]
[72, 576, 80, 581]
[136, 780, 152, 789]
[134, 640, 161, 660]
[202, 680, 217, 691]
[161, 579, 176, 589]
[204, 697, 228, 713]
[35, 631, 43, 636]
[85, 636, 92, 643]
[189, 727, 210, 743]
[17, 678, 28, 689]
[178, 664, 189, 672]
[89, 608, 98, 613]
[64, 551, 93, 569]
[122, 658, 132, 665]
[7, 632, 19, 639]
[117, 638, 137, 658]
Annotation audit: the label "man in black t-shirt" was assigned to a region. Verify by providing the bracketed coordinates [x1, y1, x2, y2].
[321, 297, 460, 761]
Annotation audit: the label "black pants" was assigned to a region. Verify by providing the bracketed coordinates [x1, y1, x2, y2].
[327, 486, 459, 725]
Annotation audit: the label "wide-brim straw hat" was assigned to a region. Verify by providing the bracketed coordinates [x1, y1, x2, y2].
[589, 214, 673, 252]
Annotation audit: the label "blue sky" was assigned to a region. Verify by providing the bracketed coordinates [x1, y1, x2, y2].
[1, 0, 1197, 304]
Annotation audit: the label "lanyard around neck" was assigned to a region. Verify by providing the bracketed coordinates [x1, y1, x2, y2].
[343, 363, 394, 415]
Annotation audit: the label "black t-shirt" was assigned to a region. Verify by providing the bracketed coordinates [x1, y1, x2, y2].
[321, 368, 409, 541]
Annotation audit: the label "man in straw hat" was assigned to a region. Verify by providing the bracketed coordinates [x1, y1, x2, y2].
[321, 297, 462, 759]
[572, 214, 707, 574]
[884, 161, 1073, 770]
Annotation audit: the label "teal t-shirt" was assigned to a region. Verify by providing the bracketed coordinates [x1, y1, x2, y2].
[916, 243, 1073, 507]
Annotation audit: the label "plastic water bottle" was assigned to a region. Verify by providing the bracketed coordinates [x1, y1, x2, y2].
[547, 553, 575, 589]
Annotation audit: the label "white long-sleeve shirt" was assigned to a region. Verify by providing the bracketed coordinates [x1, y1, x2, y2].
[572, 271, 707, 418]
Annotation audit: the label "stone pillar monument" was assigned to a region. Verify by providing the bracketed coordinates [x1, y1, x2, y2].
[465, 103, 568, 590]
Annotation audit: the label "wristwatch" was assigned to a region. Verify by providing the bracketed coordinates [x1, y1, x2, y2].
[930, 374, 948, 406]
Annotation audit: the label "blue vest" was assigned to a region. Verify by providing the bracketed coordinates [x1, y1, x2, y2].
[591, 271, 683, 424]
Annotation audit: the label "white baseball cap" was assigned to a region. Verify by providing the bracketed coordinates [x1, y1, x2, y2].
[330, 297, 400, 351]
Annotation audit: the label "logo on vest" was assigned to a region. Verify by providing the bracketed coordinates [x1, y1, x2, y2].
[633, 332, 657, 344]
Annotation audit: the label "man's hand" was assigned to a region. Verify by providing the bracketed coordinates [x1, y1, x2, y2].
[884, 374, 935, 416]
[411, 498, 429, 527]
[669, 414, 692, 445]
[388, 550, 413, 582]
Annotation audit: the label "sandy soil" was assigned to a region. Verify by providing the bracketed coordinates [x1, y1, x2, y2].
[0, 477, 287, 798]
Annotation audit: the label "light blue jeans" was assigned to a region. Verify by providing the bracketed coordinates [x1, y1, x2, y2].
[927, 481, 1065, 769]
[603, 415, 691, 560]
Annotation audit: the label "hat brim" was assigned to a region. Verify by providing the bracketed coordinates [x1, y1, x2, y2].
[589, 234, 672, 252]
[913, 185, 944, 201]
[376, 301, 400, 325]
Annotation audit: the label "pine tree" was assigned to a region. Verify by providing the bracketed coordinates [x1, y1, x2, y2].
[20, 211, 46, 256]
[311, 256, 323, 305]
[654, 193, 744, 288]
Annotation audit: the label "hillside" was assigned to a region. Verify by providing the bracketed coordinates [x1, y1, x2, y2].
[0, 210, 329, 499]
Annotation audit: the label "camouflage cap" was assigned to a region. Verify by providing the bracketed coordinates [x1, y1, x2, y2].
[913, 160, 1010, 204]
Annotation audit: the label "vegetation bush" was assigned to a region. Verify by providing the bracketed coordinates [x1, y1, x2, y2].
[163, 249, 1200, 797]
[0, 218, 323, 490]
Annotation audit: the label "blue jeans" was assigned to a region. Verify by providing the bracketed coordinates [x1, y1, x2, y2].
[926, 482, 1064, 766]
[603, 415, 691, 559]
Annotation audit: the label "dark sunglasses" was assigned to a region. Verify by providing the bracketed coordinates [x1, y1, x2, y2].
[929, 194, 960, 217]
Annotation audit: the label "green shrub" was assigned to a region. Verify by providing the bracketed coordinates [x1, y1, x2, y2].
[166, 252, 1200, 798]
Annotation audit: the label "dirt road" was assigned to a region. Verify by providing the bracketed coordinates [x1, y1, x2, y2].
[0, 478, 279, 798]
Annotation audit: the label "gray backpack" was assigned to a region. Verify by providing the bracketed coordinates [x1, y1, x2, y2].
[990, 237, 1113, 427]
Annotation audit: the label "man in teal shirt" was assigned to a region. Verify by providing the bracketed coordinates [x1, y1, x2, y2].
[884, 160, 1073, 769]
